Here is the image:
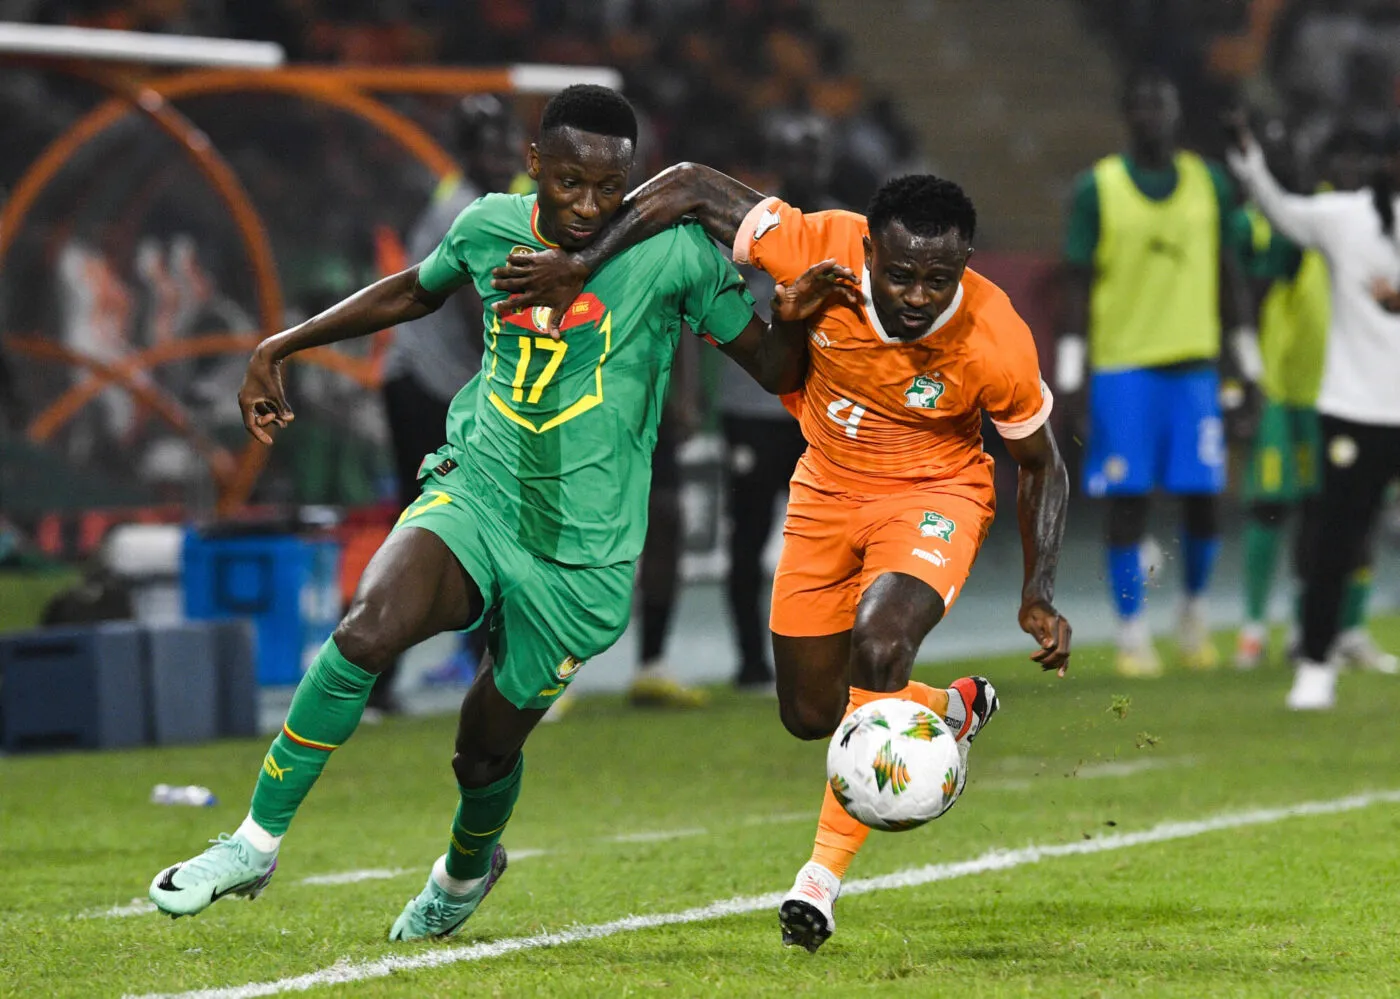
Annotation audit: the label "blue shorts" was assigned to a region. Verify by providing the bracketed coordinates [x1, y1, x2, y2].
[1083, 366, 1225, 497]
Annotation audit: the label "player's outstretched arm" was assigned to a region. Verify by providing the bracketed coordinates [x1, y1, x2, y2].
[595, 162, 767, 255]
[719, 259, 859, 394]
[1003, 424, 1072, 676]
[239, 267, 446, 444]
[490, 163, 767, 335]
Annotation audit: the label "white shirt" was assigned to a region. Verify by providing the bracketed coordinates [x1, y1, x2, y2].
[1230, 139, 1400, 425]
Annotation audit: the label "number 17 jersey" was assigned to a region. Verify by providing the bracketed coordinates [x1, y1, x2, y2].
[418, 193, 754, 567]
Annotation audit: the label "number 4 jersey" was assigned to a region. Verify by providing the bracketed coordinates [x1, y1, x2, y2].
[733, 197, 1052, 501]
[418, 193, 754, 567]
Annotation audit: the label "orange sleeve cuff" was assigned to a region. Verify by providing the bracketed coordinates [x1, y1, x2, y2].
[992, 381, 1055, 440]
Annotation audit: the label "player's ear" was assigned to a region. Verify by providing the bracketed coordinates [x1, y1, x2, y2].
[862, 234, 873, 273]
[526, 143, 542, 181]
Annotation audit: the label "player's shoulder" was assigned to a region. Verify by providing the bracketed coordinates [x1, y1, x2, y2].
[628, 217, 723, 268]
[808, 206, 868, 229]
[649, 217, 713, 248]
[960, 270, 1034, 350]
[1085, 154, 1124, 179]
[444, 191, 530, 237]
[795, 204, 869, 244]
[474, 190, 531, 214]
[1069, 165, 1104, 206]
[765, 198, 866, 239]
[961, 268, 1017, 315]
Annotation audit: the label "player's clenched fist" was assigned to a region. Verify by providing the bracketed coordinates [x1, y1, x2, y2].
[238, 345, 295, 445]
[771, 258, 860, 323]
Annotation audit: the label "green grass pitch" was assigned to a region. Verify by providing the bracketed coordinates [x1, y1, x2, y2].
[3, 622, 1400, 998]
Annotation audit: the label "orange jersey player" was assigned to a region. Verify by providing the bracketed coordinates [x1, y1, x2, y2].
[492, 166, 1073, 952]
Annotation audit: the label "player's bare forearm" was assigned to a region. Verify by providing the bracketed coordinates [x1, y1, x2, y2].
[574, 163, 766, 273]
[719, 314, 808, 395]
[1004, 424, 1072, 672]
[258, 268, 444, 362]
[718, 259, 859, 394]
[1006, 425, 1068, 607]
[239, 267, 446, 444]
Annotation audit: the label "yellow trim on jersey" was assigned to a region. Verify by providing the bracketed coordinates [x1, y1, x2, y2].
[395, 490, 454, 526]
[530, 202, 560, 249]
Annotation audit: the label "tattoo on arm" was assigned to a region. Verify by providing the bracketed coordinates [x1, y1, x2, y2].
[575, 163, 766, 273]
[1006, 426, 1068, 607]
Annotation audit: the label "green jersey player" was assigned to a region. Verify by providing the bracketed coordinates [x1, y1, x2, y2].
[147, 85, 854, 940]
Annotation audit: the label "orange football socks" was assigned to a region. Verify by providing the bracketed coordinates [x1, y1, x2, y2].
[809, 681, 949, 879]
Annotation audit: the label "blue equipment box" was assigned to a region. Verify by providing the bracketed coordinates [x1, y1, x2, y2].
[0, 622, 146, 751]
[182, 530, 341, 686]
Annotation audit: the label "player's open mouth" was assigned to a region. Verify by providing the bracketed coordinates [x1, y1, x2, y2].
[898, 311, 932, 331]
[565, 224, 596, 240]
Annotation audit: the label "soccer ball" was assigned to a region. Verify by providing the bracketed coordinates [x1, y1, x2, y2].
[826, 698, 965, 832]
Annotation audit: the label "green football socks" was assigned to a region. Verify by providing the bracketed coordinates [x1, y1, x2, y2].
[445, 755, 524, 881]
[1341, 569, 1372, 632]
[249, 638, 377, 836]
[1243, 520, 1282, 623]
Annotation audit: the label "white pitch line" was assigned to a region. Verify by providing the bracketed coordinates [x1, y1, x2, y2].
[980, 756, 1196, 790]
[1075, 757, 1196, 779]
[124, 788, 1400, 999]
[605, 827, 707, 844]
[498, 848, 548, 861]
[79, 898, 158, 919]
[295, 868, 415, 887]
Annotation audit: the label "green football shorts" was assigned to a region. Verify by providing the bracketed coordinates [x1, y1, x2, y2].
[1244, 400, 1321, 504]
[392, 447, 634, 710]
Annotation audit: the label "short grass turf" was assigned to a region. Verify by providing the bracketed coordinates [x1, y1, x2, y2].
[3, 620, 1399, 998]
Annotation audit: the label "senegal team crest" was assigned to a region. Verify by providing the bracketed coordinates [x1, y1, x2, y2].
[918, 511, 956, 541]
[502, 292, 607, 334]
[528, 305, 554, 332]
[556, 654, 583, 679]
[904, 374, 945, 410]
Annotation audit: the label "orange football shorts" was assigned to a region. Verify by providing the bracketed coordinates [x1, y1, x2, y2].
[770, 450, 995, 638]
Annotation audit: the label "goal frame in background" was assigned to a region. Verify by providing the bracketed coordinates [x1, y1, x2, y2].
[0, 25, 619, 513]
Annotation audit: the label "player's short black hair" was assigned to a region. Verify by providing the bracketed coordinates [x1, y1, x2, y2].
[866, 174, 977, 243]
[539, 84, 637, 144]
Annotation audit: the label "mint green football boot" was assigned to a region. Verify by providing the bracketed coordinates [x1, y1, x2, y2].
[389, 846, 508, 941]
[149, 832, 278, 918]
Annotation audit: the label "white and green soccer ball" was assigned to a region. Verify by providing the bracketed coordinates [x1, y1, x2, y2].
[826, 698, 965, 832]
